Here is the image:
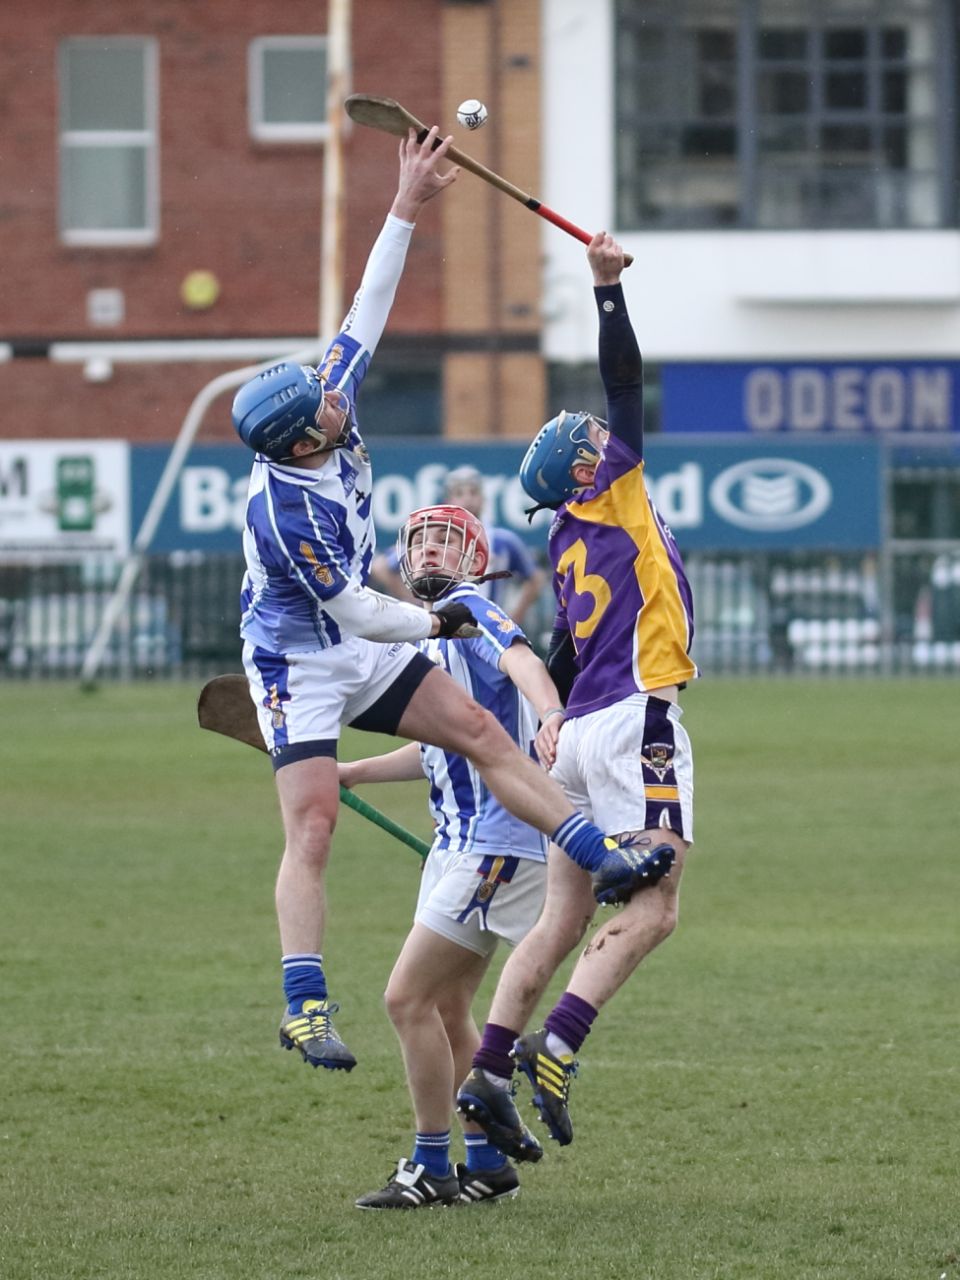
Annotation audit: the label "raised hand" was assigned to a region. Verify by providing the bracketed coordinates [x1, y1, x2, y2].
[587, 231, 625, 286]
[391, 126, 460, 221]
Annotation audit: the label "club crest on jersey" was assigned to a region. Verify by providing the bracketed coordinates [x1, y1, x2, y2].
[486, 608, 516, 633]
[299, 540, 334, 587]
[267, 683, 286, 729]
[640, 742, 674, 780]
[317, 345, 344, 382]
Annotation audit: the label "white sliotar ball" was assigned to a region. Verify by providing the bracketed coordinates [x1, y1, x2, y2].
[456, 99, 488, 130]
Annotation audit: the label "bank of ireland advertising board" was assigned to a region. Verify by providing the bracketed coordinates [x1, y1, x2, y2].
[131, 437, 881, 555]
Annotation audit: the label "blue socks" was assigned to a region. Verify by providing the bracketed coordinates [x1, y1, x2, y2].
[413, 1131, 504, 1175]
[412, 1130, 451, 1178]
[282, 953, 326, 1013]
[465, 1132, 507, 1172]
[551, 814, 614, 873]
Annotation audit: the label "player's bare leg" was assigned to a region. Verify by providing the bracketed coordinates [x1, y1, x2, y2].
[566, 831, 687, 1009]
[485, 845, 596, 1032]
[512, 830, 687, 1144]
[462, 831, 685, 1147]
[383, 923, 491, 1133]
[274, 756, 340, 954]
[356, 925, 489, 1209]
[273, 756, 356, 1071]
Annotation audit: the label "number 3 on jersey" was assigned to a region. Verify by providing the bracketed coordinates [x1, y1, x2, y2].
[556, 538, 611, 641]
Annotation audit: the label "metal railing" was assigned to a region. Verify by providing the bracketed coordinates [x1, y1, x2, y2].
[2, 543, 959, 680]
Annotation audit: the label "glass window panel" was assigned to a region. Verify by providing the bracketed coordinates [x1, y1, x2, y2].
[63, 43, 145, 131]
[902, 174, 940, 229]
[697, 29, 735, 61]
[881, 27, 907, 58]
[818, 172, 878, 226]
[758, 69, 809, 114]
[623, 65, 674, 115]
[825, 70, 867, 109]
[821, 123, 872, 154]
[758, 120, 810, 155]
[883, 125, 907, 167]
[614, 0, 946, 232]
[758, 29, 808, 60]
[824, 28, 867, 60]
[757, 169, 813, 228]
[261, 47, 327, 125]
[62, 146, 146, 230]
[629, 128, 676, 161]
[630, 28, 668, 60]
[683, 123, 737, 156]
[699, 62, 737, 115]
[882, 69, 907, 112]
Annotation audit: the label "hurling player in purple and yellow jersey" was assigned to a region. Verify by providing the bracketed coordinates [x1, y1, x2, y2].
[457, 230, 698, 1158]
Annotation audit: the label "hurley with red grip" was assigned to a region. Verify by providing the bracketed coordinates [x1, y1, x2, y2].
[344, 94, 633, 266]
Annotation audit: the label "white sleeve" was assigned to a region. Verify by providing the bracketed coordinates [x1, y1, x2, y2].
[323, 578, 433, 643]
[339, 214, 415, 356]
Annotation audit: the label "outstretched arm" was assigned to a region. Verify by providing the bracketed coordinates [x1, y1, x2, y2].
[339, 742, 425, 788]
[588, 232, 644, 458]
[498, 640, 565, 769]
[342, 127, 459, 355]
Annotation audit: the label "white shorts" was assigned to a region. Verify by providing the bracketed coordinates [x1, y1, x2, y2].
[242, 635, 433, 764]
[551, 693, 694, 843]
[415, 848, 547, 958]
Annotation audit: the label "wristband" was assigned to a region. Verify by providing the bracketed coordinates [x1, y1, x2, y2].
[541, 707, 565, 722]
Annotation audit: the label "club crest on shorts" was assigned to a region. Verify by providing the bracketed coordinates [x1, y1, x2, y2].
[475, 854, 513, 900]
[267, 683, 286, 729]
[640, 742, 674, 780]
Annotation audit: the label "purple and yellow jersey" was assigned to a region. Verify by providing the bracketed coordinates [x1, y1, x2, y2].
[549, 432, 698, 717]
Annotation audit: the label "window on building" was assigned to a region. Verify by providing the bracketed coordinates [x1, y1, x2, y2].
[248, 37, 329, 142]
[615, 0, 955, 230]
[59, 38, 158, 245]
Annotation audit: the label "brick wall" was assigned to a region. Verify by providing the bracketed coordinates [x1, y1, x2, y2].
[0, 0, 546, 442]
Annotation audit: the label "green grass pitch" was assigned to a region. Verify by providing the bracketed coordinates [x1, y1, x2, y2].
[1, 679, 957, 1280]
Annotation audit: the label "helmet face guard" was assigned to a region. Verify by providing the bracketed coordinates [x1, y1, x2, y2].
[232, 362, 351, 461]
[518, 410, 605, 507]
[397, 505, 490, 602]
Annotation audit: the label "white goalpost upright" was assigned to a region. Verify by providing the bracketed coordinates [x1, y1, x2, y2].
[79, 0, 352, 688]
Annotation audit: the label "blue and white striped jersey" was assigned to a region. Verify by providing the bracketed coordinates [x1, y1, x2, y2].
[417, 585, 547, 862]
[239, 215, 411, 655]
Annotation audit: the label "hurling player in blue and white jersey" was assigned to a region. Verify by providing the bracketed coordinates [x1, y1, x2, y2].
[230, 132, 669, 1082]
[371, 465, 546, 625]
[457, 231, 697, 1159]
[345, 505, 561, 1209]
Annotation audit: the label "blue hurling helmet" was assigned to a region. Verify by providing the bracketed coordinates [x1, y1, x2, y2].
[519, 410, 605, 507]
[232, 362, 348, 461]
